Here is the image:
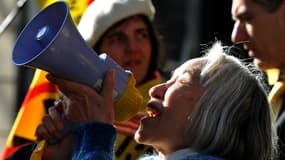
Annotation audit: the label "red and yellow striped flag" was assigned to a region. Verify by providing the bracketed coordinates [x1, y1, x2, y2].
[0, 0, 91, 159]
[0, 70, 58, 159]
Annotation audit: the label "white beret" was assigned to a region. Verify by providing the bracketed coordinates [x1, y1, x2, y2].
[78, 0, 155, 47]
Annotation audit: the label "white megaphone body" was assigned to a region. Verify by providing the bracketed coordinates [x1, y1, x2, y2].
[12, 1, 143, 122]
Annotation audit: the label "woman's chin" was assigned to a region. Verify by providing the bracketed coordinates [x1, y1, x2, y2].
[253, 58, 270, 70]
[134, 124, 152, 145]
[134, 126, 144, 143]
[135, 116, 159, 145]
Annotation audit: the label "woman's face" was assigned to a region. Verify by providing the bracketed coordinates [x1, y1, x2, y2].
[99, 16, 152, 85]
[135, 58, 206, 155]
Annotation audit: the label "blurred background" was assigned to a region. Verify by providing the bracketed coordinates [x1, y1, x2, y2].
[0, 0, 235, 152]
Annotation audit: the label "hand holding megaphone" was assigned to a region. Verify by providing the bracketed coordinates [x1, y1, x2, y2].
[12, 1, 143, 143]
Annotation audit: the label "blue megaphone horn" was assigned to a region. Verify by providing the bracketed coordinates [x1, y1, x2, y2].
[12, 1, 143, 122]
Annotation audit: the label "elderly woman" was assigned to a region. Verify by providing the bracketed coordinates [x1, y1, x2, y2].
[36, 42, 278, 160]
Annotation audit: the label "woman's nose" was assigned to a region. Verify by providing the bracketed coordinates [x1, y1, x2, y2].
[149, 83, 166, 100]
[231, 21, 248, 44]
[125, 38, 139, 52]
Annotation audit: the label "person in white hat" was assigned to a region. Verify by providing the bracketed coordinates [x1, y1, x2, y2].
[77, 0, 165, 159]
[78, 0, 163, 87]
[29, 0, 165, 160]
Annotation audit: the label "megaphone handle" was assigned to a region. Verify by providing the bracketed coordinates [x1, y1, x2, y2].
[47, 114, 73, 145]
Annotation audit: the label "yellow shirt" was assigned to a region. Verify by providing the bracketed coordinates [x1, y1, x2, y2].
[266, 69, 285, 120]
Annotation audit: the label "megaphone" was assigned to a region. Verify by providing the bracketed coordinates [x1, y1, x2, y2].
[12, 1, 143, 122]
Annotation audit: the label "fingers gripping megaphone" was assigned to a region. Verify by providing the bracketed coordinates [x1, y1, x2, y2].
[12, 1, 143, 141]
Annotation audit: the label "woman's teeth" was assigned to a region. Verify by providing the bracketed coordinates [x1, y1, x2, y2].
[147, 110, 158, 118]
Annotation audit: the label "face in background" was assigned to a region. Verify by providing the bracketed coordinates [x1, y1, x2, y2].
[134, 58, 205, 155]
[231, 0, 285, 70]
[99, 16, 152, 85]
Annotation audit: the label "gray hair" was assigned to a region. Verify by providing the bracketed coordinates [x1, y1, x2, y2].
[253, 0, 283, 12]
[185, 43, 278, 160]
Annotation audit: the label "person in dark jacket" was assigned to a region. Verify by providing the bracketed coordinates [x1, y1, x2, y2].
[231, 0, 285, 158]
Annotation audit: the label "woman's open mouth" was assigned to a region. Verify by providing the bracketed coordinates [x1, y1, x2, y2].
[145, 102, 161, 118]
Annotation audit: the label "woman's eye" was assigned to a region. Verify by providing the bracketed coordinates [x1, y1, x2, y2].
[105, 32, 126, 44]
[178, 79, 188, 84]
[111, 35, 124, 42]
[137, 29, 150, 40]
